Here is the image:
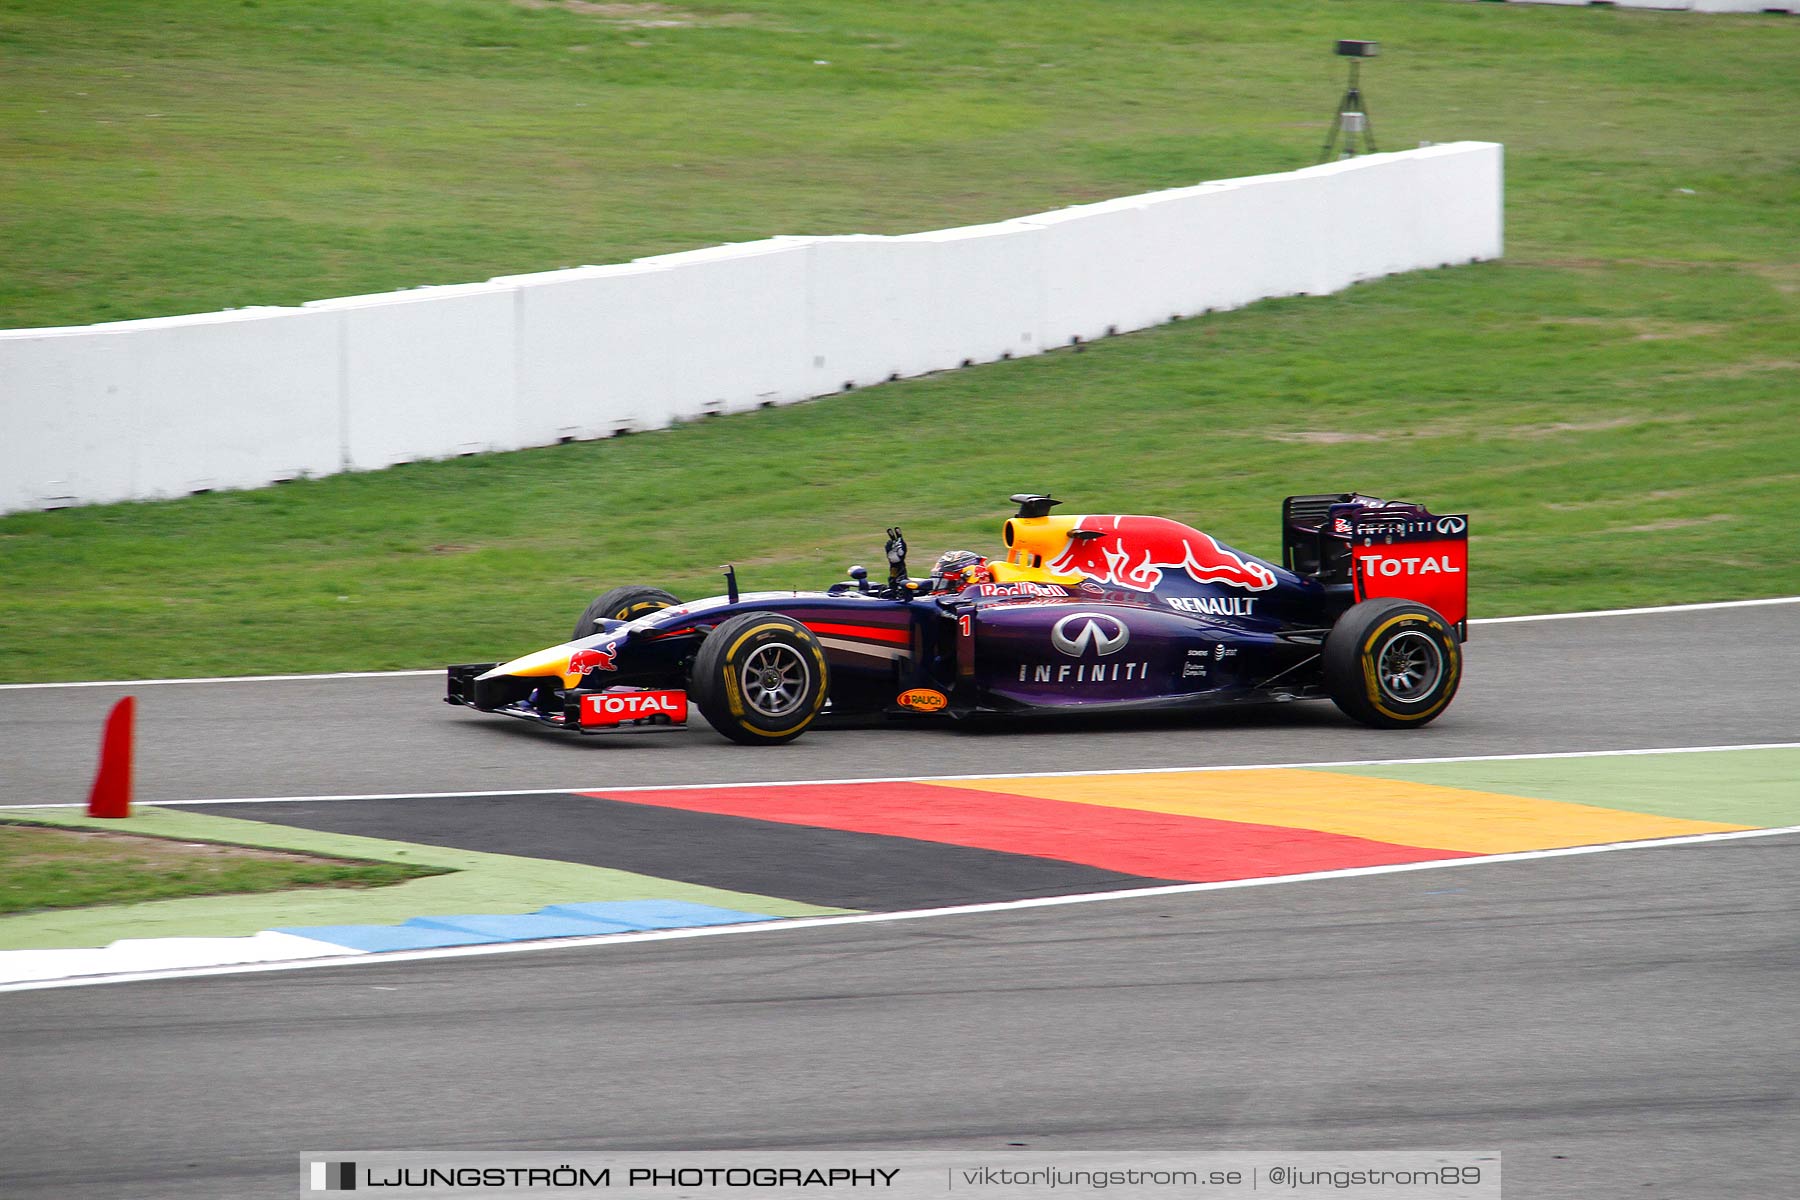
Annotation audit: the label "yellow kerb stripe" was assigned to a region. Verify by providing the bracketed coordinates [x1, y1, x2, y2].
[925, 770, 1750, 854]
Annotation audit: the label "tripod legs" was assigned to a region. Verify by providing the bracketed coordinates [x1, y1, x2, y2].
[1320, 77, 1377, 161]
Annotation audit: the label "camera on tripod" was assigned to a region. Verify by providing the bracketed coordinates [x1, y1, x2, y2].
[1321, 40, 1380, 161]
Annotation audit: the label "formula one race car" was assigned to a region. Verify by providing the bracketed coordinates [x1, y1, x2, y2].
[446, 493, 1469, 744]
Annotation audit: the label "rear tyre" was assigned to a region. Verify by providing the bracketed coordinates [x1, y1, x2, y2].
[1323, 598, 1461, 729]
[690, 613, 829, 745]
[573, 586, 679, 641]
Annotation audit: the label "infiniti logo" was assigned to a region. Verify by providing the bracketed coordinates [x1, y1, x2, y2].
[1436, 515, 1467, 535]
[1050, 612, 1130, 658]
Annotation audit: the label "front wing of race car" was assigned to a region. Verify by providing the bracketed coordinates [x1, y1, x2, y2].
[445, 663, 692, 735]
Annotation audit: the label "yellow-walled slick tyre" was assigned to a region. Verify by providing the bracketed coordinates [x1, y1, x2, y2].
[691, 613, 829, 745]
[1323, 598, 1462, 729]
[573, 585, 679, 641]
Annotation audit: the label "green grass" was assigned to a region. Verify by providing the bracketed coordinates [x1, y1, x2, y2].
[0, 821, 447, 915]
[0, 806, 843, 948]
[0, 1, 1795, 680]
[4, 0, 1793, 327]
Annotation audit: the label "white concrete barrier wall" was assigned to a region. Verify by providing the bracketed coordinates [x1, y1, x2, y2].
[123, 308, 343, 497]
[1185, 176, 1338, 303]
[0, 141, 1504, 515]
[1024, 197, 1166, 345]
[901, 221, 1046, 369]
[0, 308, 341, 509]
[0, 328, 136, 510]
[626, 241, 815, 417]
[799, 235, 937, 390]
[309, 284, 519, 472]
[500, 263, 674, 447]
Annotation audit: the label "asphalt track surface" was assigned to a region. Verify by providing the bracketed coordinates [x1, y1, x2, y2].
[5, 837, 1796, 1200]
[4, 603, 1799, 1200]
[3, 602, 1798, 803]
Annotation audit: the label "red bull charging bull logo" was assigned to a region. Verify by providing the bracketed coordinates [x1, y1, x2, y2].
[567, 644, 618, 675]
[1048, 515, 1278, 593]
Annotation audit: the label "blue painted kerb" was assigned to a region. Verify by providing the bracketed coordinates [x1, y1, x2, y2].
[277, 900, 772, 953]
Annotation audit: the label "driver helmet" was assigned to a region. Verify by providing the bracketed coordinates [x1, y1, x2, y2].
[930, 549, 990, 591]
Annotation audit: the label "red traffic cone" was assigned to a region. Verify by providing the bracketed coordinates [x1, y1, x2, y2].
[87, 696, 135, 819]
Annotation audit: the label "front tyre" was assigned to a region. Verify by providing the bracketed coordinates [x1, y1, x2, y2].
[573, 585, 679, 641]
[1323, 598, 1462, 729]
[691, 613, 829, 745]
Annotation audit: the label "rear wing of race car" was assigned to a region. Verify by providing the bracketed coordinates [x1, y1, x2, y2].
[1283, 493, 1469, 637]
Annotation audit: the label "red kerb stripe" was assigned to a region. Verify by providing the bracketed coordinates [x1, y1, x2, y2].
[582, 782, 1472, 882]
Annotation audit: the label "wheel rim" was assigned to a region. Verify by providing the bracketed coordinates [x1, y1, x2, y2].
[739, 643, 811, 719]
[1376, 630, 1442, 703]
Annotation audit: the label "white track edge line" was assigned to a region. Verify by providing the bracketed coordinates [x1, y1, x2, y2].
[3, 596, 1794, 691]
[5, 823, 1797, 994]
[1470, 596, 1799, 624]
[4, 740, 1795, 809]
[0, 669, 441, 690]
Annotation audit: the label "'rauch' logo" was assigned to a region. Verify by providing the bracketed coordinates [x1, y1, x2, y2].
[897, 688, 948, 712]
[1050, 612, 1130, 658]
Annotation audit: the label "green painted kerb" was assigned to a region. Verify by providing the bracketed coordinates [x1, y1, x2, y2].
[1324, 748, 1800, 829]
[0, 805, 853, 951]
